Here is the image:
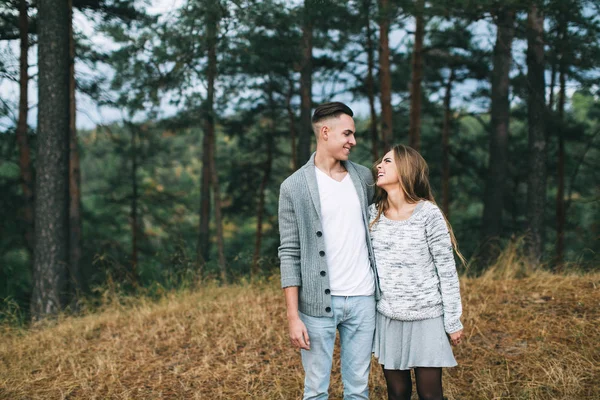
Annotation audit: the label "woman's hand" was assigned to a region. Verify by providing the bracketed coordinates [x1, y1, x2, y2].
[448, 329, 463, 346]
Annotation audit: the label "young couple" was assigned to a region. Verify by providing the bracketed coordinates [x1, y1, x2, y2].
[278, 102, 464, 400]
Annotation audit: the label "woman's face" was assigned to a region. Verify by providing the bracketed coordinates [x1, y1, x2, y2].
[376, 150, 399, 188]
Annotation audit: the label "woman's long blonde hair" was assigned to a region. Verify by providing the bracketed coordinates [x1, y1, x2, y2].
[370, 144, 466, 266]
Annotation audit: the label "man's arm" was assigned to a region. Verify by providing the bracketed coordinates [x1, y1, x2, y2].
[284, 286, 310, 350]
[278, 182, 309, 349]
[278, 183, 302, 287]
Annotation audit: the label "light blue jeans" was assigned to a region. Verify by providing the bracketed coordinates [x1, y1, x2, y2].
[299, 295, 376, 400]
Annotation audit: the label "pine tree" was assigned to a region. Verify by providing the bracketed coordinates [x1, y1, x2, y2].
[31, 0, 70, 318]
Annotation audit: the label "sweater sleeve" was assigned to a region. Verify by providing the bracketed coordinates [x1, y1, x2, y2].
[364, 169, 375, 205]
[278, 181, 302, 288]
[368, 203, 377, 223]
[425, 205, 463, 334]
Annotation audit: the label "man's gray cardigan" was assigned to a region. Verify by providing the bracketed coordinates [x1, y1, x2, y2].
[278, 153, 381, 318]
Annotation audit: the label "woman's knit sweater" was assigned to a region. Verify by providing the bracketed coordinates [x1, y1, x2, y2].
[369, 201, 463, 334]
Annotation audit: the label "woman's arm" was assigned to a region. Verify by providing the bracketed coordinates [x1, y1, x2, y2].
[425, 205, 463, 334]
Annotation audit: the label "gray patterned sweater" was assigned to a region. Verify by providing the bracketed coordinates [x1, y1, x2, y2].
[368, 201, 463, 334]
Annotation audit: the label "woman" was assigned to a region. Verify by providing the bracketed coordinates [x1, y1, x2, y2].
[370, 144, 465, 400]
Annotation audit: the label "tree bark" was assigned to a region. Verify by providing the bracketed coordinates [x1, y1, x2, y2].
[197, 127, 211, 271]
[286, 78, 297, 171]
[252, 90, 275, 276]
[480, 8, 515, 264]
[16, 0, 34, 256]
[378, 0, 392, 152]
[208, 130, 226, 281]
[68, 0, 84, 298]
[297, 1, 313, 165]
[31, 0, 70, 318]
[556, 53, 566, 268]
[205, 0, 227, 281]
[409, 0, 425, 151]
[441, 69, 455, 218]
[548, 61, 556, 111]
[251, 138, 273, 277]
[525, 4, 547, 264]
[364, 0, 378, 161]
[129, 123, 139, 285]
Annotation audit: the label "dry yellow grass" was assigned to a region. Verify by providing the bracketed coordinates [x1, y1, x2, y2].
[1, 271, 599, 399]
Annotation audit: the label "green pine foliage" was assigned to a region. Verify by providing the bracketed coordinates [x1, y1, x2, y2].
[0, 0, 598, 317]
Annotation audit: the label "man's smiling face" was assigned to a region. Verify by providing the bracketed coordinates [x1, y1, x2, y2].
[321, 113, 357, 161]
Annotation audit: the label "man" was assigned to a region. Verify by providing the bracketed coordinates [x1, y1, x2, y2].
[278, 102, 380, 399]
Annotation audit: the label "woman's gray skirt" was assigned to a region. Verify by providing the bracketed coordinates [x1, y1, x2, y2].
[373, 312, 457, 370]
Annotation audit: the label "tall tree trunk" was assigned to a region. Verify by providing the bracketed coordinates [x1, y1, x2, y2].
[511, 175, 520, 230]
[16, 0, 34, 256]
[68, 0, 84, 299]
[480, 8, 515, 265]
[208, 131, 226, 281]
[378, 0, 392, 152]
[409, 0, 425, 151]
[556, 54, 566, 268]
[205, 0, 226, 281]
[364, 0, 379, 161]
[252, 89, 275, 276]
[441, 69, 455, 218]
[297, 1, 313, 165]
[548, 61, 556, 111]
[129, 123, 139, 285]
[286, 78, 297, 171]
[525, 4, 546, 264]
[197, 129, 211, 271]
[252, 139, 273, 277]
[31, 0, 70, 318]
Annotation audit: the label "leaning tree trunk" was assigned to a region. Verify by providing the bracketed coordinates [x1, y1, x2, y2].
[205, 0, 226, 281]
[364, 0, 379, 161]
[525, 4, 547, 265]
[16, 0, 34, 256]
[31, 0, 70, 318]
[297, 1, 313, 165]
[480, 8, 515, 265]
[441, 68, 455, 218]
[68, 0, 84, 298]
[378, 0, 392, 152]
[409, 0, 425, 151]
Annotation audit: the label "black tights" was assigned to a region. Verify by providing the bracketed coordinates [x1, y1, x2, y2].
[382, 366, 444, 400]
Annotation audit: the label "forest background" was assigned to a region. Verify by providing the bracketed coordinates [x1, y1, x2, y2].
[0, 0, 599, 321]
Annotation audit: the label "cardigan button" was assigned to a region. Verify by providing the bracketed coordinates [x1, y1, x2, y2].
[324, 289, 330, 294]
[319, 251, 325, 257]
[320, 271, 326, 277]
[316, 231, 323, 237]
[325, 307, 331, 313]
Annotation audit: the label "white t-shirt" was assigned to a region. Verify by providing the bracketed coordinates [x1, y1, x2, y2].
[315, 167, 374, 296]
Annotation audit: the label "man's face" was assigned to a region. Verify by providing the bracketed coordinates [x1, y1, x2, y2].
[322, 113, 357, 161]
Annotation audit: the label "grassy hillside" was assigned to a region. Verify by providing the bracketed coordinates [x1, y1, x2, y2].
[1, 271, 599, 399]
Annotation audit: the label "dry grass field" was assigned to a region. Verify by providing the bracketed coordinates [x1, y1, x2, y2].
[1, 269, 599, 399]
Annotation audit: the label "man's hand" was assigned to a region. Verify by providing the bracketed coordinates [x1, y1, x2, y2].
[288, 316, 310, 350]
[283, 287, 310, 350]
[448, 329, 463, 346]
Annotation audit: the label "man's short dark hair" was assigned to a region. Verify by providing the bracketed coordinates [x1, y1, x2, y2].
[311, 102, 354, 124]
